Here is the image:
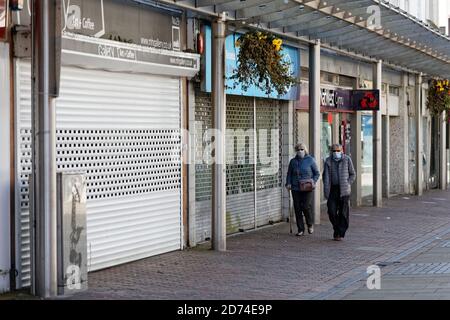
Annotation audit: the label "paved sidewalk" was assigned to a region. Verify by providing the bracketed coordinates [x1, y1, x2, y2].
[63, 189, 450, 300]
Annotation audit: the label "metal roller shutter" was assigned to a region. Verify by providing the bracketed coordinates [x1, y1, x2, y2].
[255, 99, 283, 227]
[15, 60, 182, 287]
[194, 92, 283, 243]
[226, 96, 256, 233]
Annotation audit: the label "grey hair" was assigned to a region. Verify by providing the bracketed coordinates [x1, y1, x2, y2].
[295, 143, 309, 154]
[331, 143, 343, 152]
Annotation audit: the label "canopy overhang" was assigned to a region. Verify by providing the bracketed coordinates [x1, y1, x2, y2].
[160, 0, 450, 78]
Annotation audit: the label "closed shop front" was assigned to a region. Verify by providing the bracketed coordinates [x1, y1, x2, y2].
[194, 92, 283, 242]
[13, 0, 199, 288]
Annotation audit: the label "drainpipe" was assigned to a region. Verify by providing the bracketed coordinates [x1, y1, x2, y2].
[31, 0, 61, 298]
[211, 14, 226, 251]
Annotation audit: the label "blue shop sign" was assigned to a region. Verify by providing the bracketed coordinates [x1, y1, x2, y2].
[201, 24, 299, 101]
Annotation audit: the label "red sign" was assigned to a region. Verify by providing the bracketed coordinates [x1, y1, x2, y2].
[0, 0, 7, 41]
[352, 90, 380, 111]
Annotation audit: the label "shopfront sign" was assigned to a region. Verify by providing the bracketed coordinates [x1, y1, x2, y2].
[297, 84, 380, 112]
[321, 88, 352, 110]
[0, 0, 7, 41]
[14, 0, 182, 51]
[201, 24, 299, 101]
[352, 90, 380, 111]
[62, 32, 199, 78]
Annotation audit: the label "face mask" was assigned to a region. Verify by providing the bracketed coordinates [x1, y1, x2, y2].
[297, 150, 306, 158]
[333, 152, 343, 160]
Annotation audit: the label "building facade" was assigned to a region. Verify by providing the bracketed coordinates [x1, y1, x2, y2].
[0, 0, 449, 295]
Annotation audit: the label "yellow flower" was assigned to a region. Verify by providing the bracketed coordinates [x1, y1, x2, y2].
[272, 39, 283, 51]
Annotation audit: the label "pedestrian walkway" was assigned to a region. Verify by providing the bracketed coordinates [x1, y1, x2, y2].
[65, 188, 450, 300]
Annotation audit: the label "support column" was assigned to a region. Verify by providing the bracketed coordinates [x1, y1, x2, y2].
[440, 111, 447, 190]
[309, 40, 321, 225]
[281, 101, 294, 221]
[402, 74, 410, 194]
[373, 60, 382, 207]
[211, 17, 226, 251]
[350, 112, 362, 208]
[415, 73, 423, 196]
[31, 0, 59, 297]
[382, 85, 390, 198]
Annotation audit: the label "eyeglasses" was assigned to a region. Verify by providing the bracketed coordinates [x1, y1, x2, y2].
[332, 150, 341, 152]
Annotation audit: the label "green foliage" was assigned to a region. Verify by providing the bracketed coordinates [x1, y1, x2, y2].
[229, 31, 297, 96]
[427, 79, 450, 120]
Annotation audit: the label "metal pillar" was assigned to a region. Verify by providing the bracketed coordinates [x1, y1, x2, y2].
[373, 60, 382, 207]
[211, 16, 226, 251]
[440, 111, 447, 190]
[382, 89, 391, 198]
[415, 73, 423, 196]
[31, 0, 60, 298]
[309, 40, 321, 224]
[350, 112, 362, 208]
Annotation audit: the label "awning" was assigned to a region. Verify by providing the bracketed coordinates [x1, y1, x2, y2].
[164, 0, 450, 78]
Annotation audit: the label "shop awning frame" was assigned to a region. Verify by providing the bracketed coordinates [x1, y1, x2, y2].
[162, 0, 450, 78]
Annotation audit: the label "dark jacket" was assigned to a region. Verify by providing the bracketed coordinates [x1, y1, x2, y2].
[322, 155, 356, 199]
[285, 154, 320, 192]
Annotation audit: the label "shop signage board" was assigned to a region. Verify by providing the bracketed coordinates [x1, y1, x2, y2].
[0, 0, 7, 41]
[201, 24, 300, 101]
[13, 0, 182, 51]
[352, 90, 380, 111]
[321, 88, 352, 110]
[297, 83, 379, 112]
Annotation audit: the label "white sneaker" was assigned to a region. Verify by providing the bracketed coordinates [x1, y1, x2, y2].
[308, 226, 314, 234]
[296, 232, 304, 237]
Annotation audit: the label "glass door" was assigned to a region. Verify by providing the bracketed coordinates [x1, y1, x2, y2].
[361, 113, 373, 206]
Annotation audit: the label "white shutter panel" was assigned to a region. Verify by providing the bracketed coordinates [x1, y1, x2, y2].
[16, 61, 182, 287]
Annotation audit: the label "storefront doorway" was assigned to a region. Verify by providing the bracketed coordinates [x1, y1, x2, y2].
[361, 113, 374, 206]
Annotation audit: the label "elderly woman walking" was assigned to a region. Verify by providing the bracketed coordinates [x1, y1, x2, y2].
[285, 143, 320, 236]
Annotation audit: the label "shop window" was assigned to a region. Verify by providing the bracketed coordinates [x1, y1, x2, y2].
[389, 86, 400, 96]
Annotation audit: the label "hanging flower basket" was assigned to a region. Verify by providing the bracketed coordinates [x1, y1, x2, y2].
[228, 30, 297, 96]
[427, 79, 450, 121]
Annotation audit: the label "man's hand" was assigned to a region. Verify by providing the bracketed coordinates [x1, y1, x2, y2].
[286, 184, 291, 191]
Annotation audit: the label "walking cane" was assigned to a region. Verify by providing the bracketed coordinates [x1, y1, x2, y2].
[289, 194, 293, 234]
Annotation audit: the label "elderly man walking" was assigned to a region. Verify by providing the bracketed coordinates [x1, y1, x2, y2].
[323, 144, 356, 241]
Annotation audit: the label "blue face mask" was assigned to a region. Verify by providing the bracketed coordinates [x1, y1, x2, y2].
[333, 152, 343, 160]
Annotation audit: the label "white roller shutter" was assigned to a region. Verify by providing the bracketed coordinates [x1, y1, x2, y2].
[15, 60, 182, 287]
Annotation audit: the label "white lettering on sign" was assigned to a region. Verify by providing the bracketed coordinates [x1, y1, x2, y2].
[321, 88, 346, 108]
[98, 44, 115, 58]
[140, 37, 172, 50]
[117, 48, 136, 60]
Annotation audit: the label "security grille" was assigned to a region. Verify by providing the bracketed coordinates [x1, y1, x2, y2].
[256, 99, 282, 227]
[16, 61, 182, 287]
[194, 91, 213, 242]
[226, 95, 255, 233]
[194, 92, 283, 242]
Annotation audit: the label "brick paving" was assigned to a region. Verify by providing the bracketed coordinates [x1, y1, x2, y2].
[66, 189, 450, 300]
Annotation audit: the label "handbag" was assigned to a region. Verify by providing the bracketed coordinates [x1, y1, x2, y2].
[299, 179, 315, 192]
[296, 158, 315, 192]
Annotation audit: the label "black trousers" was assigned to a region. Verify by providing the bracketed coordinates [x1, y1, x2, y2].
[327, 186, 350, 238]
[291, 190, 313, 233]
